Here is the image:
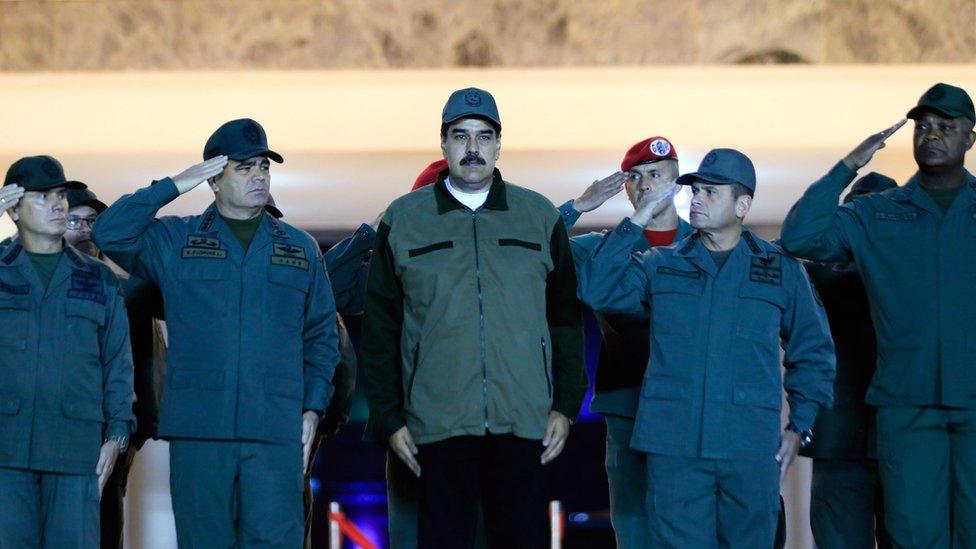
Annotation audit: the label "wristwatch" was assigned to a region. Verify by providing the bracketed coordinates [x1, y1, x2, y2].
[786, 423, 814, 449]
[106, 434, 129, 454]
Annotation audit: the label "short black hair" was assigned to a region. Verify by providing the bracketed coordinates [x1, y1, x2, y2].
[440, 117, 502, 140]
[730, 182, 754, 199]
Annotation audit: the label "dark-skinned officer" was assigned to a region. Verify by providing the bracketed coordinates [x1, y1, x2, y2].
[0, 156, 134, 548]
[578, 148, 835, 547]
[92, 119, 340, 547]
[798, 172, 897, 549]
[781, 82, 976, 548]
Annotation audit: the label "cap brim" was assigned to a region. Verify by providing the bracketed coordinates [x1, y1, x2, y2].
[676, 172, 736, 186]
[79, 199, 108, 213]
[30, 180, 87, 191]
[906, 105, 968, 121]
[228, 149, 284, 164]
[442, 113, 502, 132]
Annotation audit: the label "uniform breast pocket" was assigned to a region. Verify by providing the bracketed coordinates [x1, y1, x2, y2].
[175, 261, 232, 323]
[65, 299, 106, 359]
[875, 212, 921, 239]
[0, 295, 30, 350]
[267, 267, 309, 330]
[650, 273, 704, 337]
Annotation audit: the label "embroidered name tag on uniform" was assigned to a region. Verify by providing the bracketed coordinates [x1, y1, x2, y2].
[656, 266, 702, 279]
[0, 281, 29, 295]
[182, 235, 227, 259]
[67, 269, 106, 304]
[875, 211, 917, 221]
[271, 243, 308, 270]
[750, 254, 782, 286]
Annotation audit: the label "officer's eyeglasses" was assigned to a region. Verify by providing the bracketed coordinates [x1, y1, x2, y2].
[66, 215, 97, 230]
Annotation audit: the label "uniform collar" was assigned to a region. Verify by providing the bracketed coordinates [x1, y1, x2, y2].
[193, 203, 289, 264]
[888, 170, 976, 215]
[434, 169, 509, 214]
[673, 227, 767, 276]
[0, 237, 91, 297]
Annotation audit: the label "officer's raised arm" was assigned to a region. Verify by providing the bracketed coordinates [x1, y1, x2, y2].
[91, 156, 228, 281]
[779, 120, 905, 262]
[576, 183, 676, 315]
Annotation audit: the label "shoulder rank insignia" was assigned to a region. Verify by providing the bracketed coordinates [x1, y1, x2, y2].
[68, 269, 107, 304]
[750, 253, 782, 285]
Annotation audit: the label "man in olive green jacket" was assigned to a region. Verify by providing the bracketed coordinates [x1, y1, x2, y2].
[781, 82, 976, 548]
[362, 87, 586, 549]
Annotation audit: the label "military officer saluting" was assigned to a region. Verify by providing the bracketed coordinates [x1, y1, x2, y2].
[0, 156, 134, 548]
[781, 83, 976, 547]
[92, 119, 340, 547]
[578, 148, 835, 547]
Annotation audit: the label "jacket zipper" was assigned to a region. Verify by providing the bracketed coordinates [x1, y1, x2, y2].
[541, 338, 552, 398]
[472, 210, 489, 429]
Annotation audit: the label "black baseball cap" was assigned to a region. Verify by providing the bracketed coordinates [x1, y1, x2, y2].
[4, 155, 86, 191]
[906, 83, 975, 124]
[203, 118, 283, 164]
[67, 188, 108, 213]
[676, 148, 757, 192]
[442, 88, 501, 131]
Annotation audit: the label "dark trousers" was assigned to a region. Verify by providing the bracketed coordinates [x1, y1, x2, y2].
[416, 434, 547, 549]
[645, 453, 779, 548]
[810, 459, 890, 549]
[99, 446, 137, 549]
[877, 406, 976, 548]
[604, 415, 649, 549]
[0, 467, 100, 549]
[169, 439, 304, 549]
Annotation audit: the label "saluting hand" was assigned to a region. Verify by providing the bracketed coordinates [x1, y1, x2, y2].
[541, 411, 571, 464]
[0, 184, 25, 215]
[96, 439, 121, 498]
[390, 426, 421, 477]
[842, 119, 907, 172]
[573, 172, 628, 213]
[171, 156, 228, 195]
[630, 182, 679, 228]
[302, 410, 320, 474]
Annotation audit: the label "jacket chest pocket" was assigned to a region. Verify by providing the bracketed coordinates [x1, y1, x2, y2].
[736, 284, 786, 342]
[875, 211, 921, 239]
[0, 295, 30, 350]
[175, 261, 232, 322]
[650, 271, 704, 337]
[267, 267, 309, 330]
[66, 299, 106, 358]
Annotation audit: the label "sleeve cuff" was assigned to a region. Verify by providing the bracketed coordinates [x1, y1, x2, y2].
[788, 400, 821, 433]
[106, 421, 133, 439]
[826, 161, 858, 189]
[303, 381, 334, 415]
[558, 201, 582, 228]
[141, 177, 181, 206]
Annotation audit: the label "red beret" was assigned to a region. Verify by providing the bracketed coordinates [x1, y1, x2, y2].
[412, 159, 449, 190]
[620, 136, 678, 172]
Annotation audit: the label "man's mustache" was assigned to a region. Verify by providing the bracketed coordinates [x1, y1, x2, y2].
[460, 154, 486, 166]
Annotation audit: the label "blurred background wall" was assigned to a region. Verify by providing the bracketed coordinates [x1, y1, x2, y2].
[1, 1, 974, 547]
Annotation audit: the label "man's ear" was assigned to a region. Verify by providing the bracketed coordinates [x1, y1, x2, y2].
[736, 195, 752, 219]
[208, 175, 220, 193]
